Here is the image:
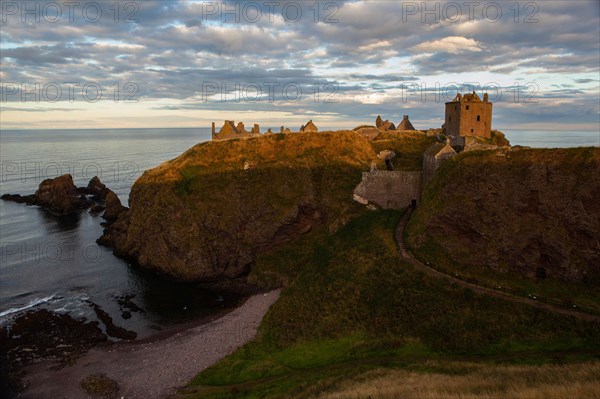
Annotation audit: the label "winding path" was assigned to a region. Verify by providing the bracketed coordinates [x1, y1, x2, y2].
[21, 289, 281, 399]
[395, 209, 600, 322]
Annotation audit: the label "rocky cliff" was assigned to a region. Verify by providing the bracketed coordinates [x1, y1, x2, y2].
[406, 147, 600, 284]
[101, 131, 390, 282]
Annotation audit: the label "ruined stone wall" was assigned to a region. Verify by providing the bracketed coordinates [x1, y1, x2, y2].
[422, 154, 439, 189]
[353, 171, 422, 209]
[422, 141, 457, 189]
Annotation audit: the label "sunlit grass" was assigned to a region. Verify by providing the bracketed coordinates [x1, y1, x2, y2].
[307, 361, 600, 399]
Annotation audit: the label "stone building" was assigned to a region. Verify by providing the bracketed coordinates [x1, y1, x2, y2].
[353, 171, 422, 209]
[396, 115, 416, 131]
[375, 115, 396, 131]
[212, 120, 261, 141]
[422, 139, 457, 188]
[444, 92, 492, 139]
[300, 120, 318, 133]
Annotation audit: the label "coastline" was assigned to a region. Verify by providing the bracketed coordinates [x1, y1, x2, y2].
[19, 289, 281, 399]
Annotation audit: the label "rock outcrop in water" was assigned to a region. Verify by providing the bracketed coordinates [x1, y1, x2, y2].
[87, 176, 111, 200]
[1, 175, 127, 220]
[34, 174, 92, 214]
[1, 174, 92, 214]
[103, 191, 127, 221]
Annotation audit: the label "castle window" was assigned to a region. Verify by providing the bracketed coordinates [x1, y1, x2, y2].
[455, 105, 458, 110]
[466, 105, 470, 110]
[471, 129, 474, 133]
[449, 116, 451, 122]
[477, 115, 481, 121]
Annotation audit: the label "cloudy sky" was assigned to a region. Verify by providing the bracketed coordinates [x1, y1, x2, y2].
[1, 0, 599, 131]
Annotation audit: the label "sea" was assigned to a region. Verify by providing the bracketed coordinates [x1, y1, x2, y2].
[0, 127, 243, 339]
[0, 128, 598, 338]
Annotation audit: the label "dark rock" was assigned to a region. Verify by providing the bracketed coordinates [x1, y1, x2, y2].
[34, 174, 92, 214]
[271, 203, 325, 246]
[87, 176, 111, 200]
[90, 205, 105, 214]
[102, 191, 127, 221]
[88, 302, 136, 340]
[1, 193, 36, 204]
[0, 176, 117, 216]
[80, 373, 120, 398]
[97, 210, 130, 258]
[0, 309, 107, 396]
[116, 294, 144, 314]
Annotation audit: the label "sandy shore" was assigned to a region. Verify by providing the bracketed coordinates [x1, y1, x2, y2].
[21, 289, 281, 399]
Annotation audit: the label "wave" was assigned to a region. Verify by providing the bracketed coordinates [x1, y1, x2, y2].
[0, 294, 58, 318]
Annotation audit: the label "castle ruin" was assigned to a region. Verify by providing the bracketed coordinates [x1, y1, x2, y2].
[376, 115, 416, 131]
[444, 92, 492, 139]
[299, 120, 318, 133]
[212, 119, 321, 141]
[397, 115, 416, 131]
[212, 120, 261, 141]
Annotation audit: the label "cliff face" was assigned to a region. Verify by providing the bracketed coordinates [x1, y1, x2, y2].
[104, 132, 381, 281]
[407, 147, 600, 284]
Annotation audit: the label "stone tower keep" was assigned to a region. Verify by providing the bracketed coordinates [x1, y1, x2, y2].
[444, 92, 492, 139]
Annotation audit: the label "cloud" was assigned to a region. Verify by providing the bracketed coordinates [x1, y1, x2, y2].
[410, 36, 482, 54]
[0, 0, 598, 130]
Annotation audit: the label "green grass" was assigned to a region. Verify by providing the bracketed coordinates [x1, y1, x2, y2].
[407, 147, 600, 312]
[178, 210, 600, 399]
[490, 129, 510, 146]
[371, 131, 436, 170]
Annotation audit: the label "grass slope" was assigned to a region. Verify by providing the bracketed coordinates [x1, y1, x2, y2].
[406, 147, 600, 311]
[178, 210, 600, 399]
[304, 361, 600, 399]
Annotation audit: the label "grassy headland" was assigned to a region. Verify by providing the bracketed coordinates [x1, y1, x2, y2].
[111, 130, 436, 282]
